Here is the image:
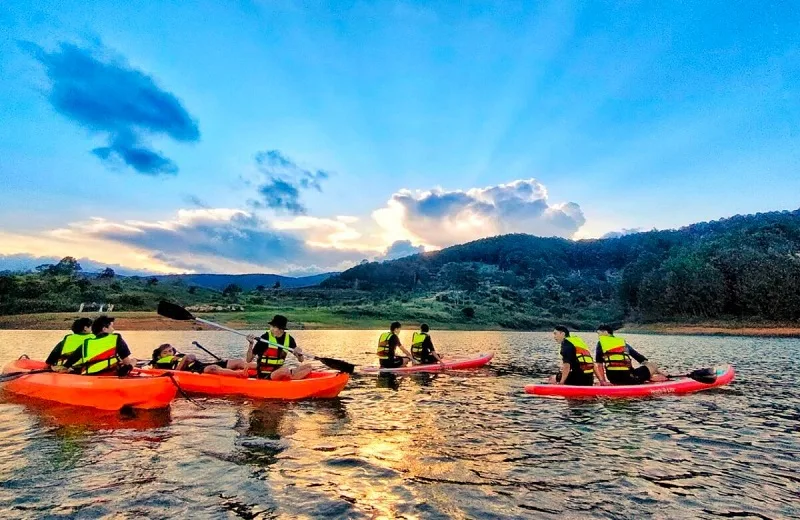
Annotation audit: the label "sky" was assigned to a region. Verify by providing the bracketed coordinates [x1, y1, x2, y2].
[0, 0, 798, 275]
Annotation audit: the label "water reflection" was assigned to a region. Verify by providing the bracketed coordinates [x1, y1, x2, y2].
[0, 330, 799, 519]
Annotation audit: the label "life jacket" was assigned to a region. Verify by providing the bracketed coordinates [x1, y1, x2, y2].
[565, 336, 594, 374]
[598, 335, 632, 371]
[54, 333, 95, 366]
[411, 332, 429, 361]
[76, 334, 120, 375]
[377, 332, 395, 360]
[153, 354, 188, 370]
[258, 332, 290, 375]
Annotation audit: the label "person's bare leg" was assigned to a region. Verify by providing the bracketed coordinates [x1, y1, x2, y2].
[644, 362, 668, 382]
[225, 359, 248, 370]
[290, 364, 313, 380]
[268, 366, 292, 381]
[205, 365, 248, 378]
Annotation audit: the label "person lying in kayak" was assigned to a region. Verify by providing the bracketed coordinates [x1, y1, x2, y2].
[62, 315, 138, 375]
[150, 343, 249, 377]
[378, 321, 414, 368]
[547, 325, 602, 386]
[410, 324, 444, 365]
[46, 317, 94, 369]
[246, 314, 313, 381]
[594, 325, 668, 385]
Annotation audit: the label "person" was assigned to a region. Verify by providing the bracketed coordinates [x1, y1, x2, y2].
[377, 322, 414, 368]
[150, 343, 249, 377]
[410, 324, 443, 365]
[246, 314, 312, 381]
[594, 324, 667, 385]
[46, 317, 94, 369]
[547, 325, 601, 386]
[62, 315, 138, 375]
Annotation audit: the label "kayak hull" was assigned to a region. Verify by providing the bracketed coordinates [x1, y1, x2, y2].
[360, 352, 494, 374]
[2, 359, 177, 410]
[140, 369, 349, 400]
[524, 365, 735, 398]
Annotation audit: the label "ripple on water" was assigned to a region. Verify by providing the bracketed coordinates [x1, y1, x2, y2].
[1, 331, 799, 519]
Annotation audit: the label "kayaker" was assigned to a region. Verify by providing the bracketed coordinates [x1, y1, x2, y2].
[62, 315, 138, 375]
[594, 324, 668, 385]
[378, 322, 414, 368]
[150, 343, 249, 377]
[410, 324, 443, 365]
[245, 314, 313, 381]
[46, 317, 94, 370]
[547, 325, 599, 386]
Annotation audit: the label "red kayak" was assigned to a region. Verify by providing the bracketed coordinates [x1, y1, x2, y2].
[139, 368, 349, 400]
[1, 358, 177, 410]
[525, 365, 735, 398]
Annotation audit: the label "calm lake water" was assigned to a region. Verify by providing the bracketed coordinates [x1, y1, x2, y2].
[0, 330, 798, 519]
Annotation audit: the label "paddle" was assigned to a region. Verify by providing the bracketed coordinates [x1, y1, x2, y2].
[0, 368, 52, 383]
[668, 367, 717, 384]
[157, 301, 355, 374]
[191, 341, 223, 361]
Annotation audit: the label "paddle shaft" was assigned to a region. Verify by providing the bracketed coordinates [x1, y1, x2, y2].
[195, 318, 310, 359]
[190, 341, 223, 361]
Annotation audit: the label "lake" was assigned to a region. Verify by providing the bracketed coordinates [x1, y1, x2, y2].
[0, 330, 798, 519]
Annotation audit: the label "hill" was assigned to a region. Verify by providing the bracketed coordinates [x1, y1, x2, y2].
[155, 273, 333, 291]
[322, 209, 800, 327]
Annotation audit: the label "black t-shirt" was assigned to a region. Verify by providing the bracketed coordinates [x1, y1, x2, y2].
[414, 335, 436, 360]
[63, 333, 131, 368]
[560, 339, 593, 386]
[387, 333, 402, 360]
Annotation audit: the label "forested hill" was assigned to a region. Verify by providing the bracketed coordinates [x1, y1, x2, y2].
[322, 209, 800, 324]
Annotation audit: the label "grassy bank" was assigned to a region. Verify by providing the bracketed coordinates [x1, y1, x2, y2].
[0, 310, 798, 336]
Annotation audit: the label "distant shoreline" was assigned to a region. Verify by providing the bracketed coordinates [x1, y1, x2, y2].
[0, 312, 797, 337]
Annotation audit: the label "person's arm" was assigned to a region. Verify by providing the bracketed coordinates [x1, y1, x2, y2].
[557, 362, 571, 385]
[175, 354, 191, 371]
[45, 339, 65, 367]
[62, 346, 83, 369]
[427, 337, 444, 363]
[627, 345, 647, 364]
[116, 336, 137, 366]
[595, 344, 609, 384]
[557, 342, 573, 385]
[245, 335, 258, 363]
[290, 338, 305, 363]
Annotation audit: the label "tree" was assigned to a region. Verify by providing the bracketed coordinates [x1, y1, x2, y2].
[147, 277, 159, 286]
[223, 284, 243, 297]
[255, 285, 266, 292]
[98, 267, 116, 279]
[273, 280, 281, 289]
[188, 286, 197, 294]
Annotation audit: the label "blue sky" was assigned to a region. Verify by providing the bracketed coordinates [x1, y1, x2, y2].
[0, 0, 798, 274]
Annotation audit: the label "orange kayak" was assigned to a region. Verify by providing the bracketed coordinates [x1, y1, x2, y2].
[1, 359, 177, 410]
[140, 368, 349, 400]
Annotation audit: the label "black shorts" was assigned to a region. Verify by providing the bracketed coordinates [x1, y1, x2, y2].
[189, 360, 227, 373]
[555, 371, 594, 386]
[607, 366, 651, 385]
[413, 356, 438, 365]
[380, 357, 407, 369]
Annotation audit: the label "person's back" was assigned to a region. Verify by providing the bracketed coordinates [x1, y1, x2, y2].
[378, 322, 412, 368]
[550, 326, 596, 386]
[63, 315, 137, 375]
[46, 317, 94, 368]
[594, 325, 667, 385]
[410, 324, 439, 364]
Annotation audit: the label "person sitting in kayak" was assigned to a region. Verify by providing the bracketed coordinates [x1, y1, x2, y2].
[150, 343, 249, 378]
[62, 315, 138, 375]
[245, 314, 313, 381]
[547, 325, 600, 386]
[46, 317, 94, 371]
[378, 322, 414, 369]
[594, 325, 668, 385]
[411, 324, 443, 365]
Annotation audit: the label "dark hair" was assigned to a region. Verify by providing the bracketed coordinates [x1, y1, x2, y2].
[554, 325, 570, 337]
[597, 324, 615, 334]
[420, 323, 430, 333]
[152, 343, 172, 361]
[92, 315, 115, 335]
[390, 321, 401, 331]
[71, 317, 93, 334]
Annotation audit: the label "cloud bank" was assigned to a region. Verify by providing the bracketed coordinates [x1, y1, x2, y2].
[23, 42, 199, 175]
[250, 150, 331, 214]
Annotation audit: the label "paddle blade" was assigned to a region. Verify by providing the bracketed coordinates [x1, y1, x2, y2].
[687, 367, 717, 384]
[315, 357, 355, 374]
[0, 368, 51, 382]
[157, 300, 195, 321]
